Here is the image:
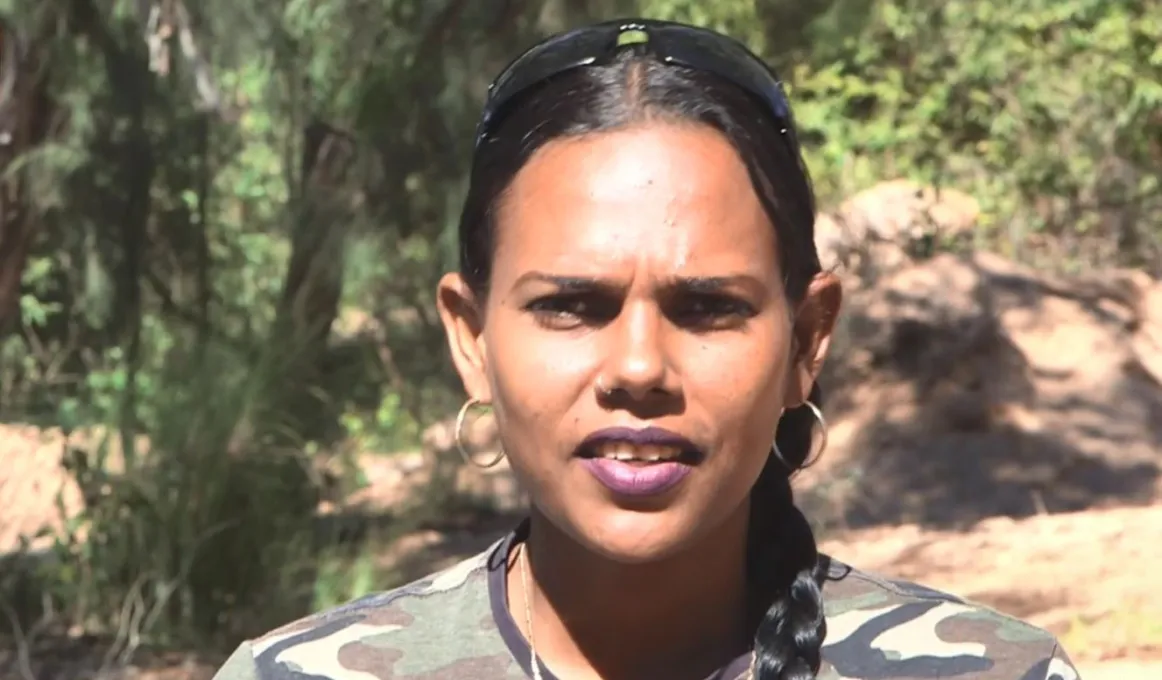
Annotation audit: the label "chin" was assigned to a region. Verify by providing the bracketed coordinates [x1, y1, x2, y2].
[570, 507, 700, 565]
[529, 469, 745, 565]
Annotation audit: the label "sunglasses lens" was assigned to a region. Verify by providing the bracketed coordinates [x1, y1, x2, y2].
[650, 25, 790, 121]
[480, 27, 618, 140]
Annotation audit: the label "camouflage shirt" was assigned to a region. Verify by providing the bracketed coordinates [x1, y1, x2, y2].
[212, 528, 1080, 680]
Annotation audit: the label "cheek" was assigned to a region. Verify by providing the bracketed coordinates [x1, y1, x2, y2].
[481, 311, 598, 444]
[690, 336, 788, 499]
[682, 329, 790, 436]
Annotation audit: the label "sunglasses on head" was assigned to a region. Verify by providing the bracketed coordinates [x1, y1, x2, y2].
[475, 18, 799, 151]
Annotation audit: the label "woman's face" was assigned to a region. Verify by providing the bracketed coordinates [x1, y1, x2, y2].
[439, 122, 839, 563]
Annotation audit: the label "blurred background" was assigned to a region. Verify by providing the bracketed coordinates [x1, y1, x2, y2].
[0, 0, 1159, 678]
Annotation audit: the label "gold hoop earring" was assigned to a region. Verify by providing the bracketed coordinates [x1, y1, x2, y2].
[455, 397, 506, 469]
[772, 400, 829, 469]
[771, 442, 788, 469]
[803, 399, 829, 464]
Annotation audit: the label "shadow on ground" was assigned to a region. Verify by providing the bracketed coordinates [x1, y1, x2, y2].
[805, 253, 1162, 531]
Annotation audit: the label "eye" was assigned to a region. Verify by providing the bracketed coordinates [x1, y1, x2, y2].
[669, 294, 756, 330]
[524, 294, 618, 329]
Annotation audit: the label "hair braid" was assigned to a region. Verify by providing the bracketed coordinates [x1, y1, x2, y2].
[747, 383, 827, 680]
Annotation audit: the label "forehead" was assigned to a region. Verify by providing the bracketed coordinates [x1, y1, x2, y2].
[493, 123, 779, 280]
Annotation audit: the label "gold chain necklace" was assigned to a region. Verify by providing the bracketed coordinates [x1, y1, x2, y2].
[517, 542, 758, 680]
[517, 543, 546, 680]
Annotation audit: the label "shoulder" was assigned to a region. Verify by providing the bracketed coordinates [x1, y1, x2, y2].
[819, 556, 1080, 679]
[211, 540, 524, 680]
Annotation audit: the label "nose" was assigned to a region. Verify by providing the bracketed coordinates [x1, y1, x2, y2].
[598, 301, 677, 401]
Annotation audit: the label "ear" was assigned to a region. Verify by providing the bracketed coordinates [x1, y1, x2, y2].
[783, 272, 843, 407]
[436, 272, 493, 403]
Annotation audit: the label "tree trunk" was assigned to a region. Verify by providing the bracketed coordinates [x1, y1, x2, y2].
[0, 20, 51, 336]
[268, 121, 356, 443]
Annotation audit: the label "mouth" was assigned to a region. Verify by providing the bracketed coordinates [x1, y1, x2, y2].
[575, 427, 705, 465]
[578, 442, 702, 465]
[574, 427, 702, 498]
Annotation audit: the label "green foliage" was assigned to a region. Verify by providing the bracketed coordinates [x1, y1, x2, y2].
[792, 0, 1161, 266]
[340, 390, 417, 454]
[640, 0, 1162, 268]
[32, 343, 324, 646]
[311, 547, 381, 612]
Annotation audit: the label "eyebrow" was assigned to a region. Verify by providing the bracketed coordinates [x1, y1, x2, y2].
[513, 271, 766, 295]
[513, 272, 613, 292]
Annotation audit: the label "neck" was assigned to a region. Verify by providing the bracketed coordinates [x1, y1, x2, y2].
[509, 507, 752, 680]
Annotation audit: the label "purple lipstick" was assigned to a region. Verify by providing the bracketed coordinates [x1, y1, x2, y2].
[576, 426, 702, 497]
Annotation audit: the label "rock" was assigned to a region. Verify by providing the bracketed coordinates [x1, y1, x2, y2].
[815, 179, 980, 281]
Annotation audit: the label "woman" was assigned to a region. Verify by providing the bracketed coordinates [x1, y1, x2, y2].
[213, 19, 1079, 680]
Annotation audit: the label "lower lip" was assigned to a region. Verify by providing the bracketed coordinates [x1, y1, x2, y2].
[579, 458, 693, 497]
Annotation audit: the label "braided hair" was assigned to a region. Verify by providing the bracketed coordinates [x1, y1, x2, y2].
[747, 383, 827, 679]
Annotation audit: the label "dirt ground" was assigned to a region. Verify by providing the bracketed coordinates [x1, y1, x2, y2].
[0, 425, 81, 554]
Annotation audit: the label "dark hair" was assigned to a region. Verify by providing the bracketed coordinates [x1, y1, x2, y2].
[458, 48, 826, 680]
